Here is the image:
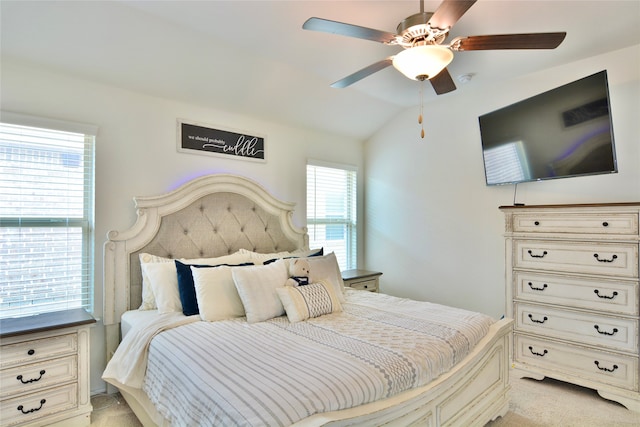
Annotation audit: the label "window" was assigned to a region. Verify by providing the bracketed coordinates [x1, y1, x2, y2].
[306, 162, 357, 271]
[0, 115, 95, 319]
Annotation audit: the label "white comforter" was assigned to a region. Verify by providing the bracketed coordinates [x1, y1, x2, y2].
[103, 290, 494, 427]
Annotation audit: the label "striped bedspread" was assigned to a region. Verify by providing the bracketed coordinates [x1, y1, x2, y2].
[133, 290, 494, 426]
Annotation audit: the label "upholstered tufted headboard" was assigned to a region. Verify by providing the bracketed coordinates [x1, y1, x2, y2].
[103, 174, 308, 358]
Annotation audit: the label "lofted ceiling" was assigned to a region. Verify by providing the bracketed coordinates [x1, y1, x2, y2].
[1, 1, 639, 140]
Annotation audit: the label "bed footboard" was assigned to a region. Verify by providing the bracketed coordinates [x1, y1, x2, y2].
[294, 317, 513, 427]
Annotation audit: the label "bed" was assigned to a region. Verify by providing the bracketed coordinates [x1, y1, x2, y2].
[102, 174, 513, 426]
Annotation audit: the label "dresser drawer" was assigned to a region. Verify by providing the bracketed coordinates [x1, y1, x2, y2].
[512, 212, 639, 235]
[515, 302, 638, 353]
[1, 334, 77, 369]
[0, 355, 78, 398]
[0, 382, 78, 426]
[515, 334, 638, 391]
[514, 272, 639, 315]
[514, 239, 639, 278]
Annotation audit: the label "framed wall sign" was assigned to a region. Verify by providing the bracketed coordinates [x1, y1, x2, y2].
[177, 119, 266, 162]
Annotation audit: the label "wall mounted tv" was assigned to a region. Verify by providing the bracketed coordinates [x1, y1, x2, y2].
[479, 70, 617, 186]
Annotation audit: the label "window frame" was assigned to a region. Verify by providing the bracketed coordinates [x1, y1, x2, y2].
[0, 112, 96, 319]
[306, 160, 358, 271]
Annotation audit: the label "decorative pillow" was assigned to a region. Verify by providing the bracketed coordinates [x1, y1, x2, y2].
[139, 253, 174, 310]
[139, 251, 251, 310]
[232, 260, 289, 323]
[176, 260, 253, 316]
[290, 247, 324, 258]
[238, 249, 293, 265]
[190, 266, 246, 321]
[175, 260, 198, 315]
[276, 281, 342, 323]
[141, 261, 182, 314]
[185, 252, 250, 266]
[262, 248, 324, 265]
[307, 252, 346, 303]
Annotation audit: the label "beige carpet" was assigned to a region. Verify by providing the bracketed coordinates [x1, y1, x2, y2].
[90, 376, 640, 426]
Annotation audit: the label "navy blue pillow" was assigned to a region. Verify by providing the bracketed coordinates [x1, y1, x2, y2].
[174, 260, 253, 316]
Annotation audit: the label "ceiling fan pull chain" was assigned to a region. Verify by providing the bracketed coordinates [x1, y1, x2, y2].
[419, 79, 425, 139]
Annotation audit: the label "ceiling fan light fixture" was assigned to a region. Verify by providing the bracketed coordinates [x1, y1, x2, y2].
[392, 45, 453, 81]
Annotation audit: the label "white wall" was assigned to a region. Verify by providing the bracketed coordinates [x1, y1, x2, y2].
[364, 45, 640, 319]
[1, 58, 364, 394]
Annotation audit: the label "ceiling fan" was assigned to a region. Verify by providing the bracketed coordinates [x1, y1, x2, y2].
[303, 0, 566, 95]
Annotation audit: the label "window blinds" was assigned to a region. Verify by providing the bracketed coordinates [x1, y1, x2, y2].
[0, 121, 95, 319]
[306, 162, 357, 271]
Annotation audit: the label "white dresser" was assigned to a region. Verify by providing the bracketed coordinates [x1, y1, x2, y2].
[501, 203, 640, 411]
[0, 309, 95, 427]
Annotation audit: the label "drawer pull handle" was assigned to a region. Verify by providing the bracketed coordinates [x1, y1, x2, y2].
[602, 221, 609, 227]
[16, 370, 46, 384]
[527, 250, 547, 258]
[594, 361, 618, 373]
[534, 221, 540, 226]
[17, 399, 46, 415]
[594, 289, 618, 300]
[27, 349, 35, 356]
[528, 282, 547, 291]
[528, 346, 548, 357]
[594, 253, 618, 263]
[528, 314, 548, 324]
[594, 325, 618, 336]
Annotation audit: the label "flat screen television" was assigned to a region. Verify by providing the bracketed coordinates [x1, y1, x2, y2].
[479, 70, 617, 186]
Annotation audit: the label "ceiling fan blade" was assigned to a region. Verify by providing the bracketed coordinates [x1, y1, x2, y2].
[330, 58, 394, 88]
[452, 32, 567, 50]
[429, 68, 457, 95]
[303, 17, 397, 44]
[428, 0, 477, 30]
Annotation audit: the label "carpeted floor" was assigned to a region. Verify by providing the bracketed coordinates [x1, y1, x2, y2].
[90, 376, 640, 426]
[486, 376, 640, 427]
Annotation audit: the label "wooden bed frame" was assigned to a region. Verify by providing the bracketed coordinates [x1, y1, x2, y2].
[103, 174, 513, 426]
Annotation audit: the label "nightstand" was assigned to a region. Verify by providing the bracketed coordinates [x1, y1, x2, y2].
[342, 269, 382, 293]
[0, 308, 95, 427]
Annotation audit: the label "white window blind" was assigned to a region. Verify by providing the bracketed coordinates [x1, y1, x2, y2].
[0, 120, 95, 319]
[306, 162, 357, 271]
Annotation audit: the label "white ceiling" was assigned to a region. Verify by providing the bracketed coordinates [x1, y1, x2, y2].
[2, 1, 639, 140]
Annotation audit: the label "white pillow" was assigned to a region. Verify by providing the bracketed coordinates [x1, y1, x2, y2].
[139, 253, 174, 310]
[238, 249, 292, 265]
[290, 248, 324, 257]
[190, 266, 245, 321]
[307, 252, 345, 302]
[141, 261, 182, 313]
[277, 281, 343, 323]
[185, 252, 250, 266]
[138, 251, 252, 310]
[238, 248, 323, 265]
[232, 260, 289, 323]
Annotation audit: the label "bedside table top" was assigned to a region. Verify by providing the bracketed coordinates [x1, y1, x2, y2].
[0, 308, 96, 338]
[341, 269, 382, 281]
